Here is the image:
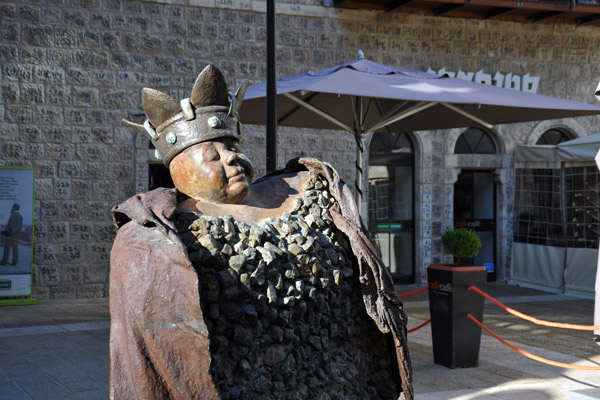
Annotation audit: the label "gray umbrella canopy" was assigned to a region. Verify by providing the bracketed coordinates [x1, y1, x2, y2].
[241, 58, 600, 133]
[239, 58, 600, 199]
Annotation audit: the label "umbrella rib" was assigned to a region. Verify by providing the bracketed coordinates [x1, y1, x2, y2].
[440, 103, 494, 129]
[278, 92, 320, 125]
[365, 101, 437, 132]
[282, 92, 354, 133]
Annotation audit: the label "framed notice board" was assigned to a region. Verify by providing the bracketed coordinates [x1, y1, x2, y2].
[0, 167, 37, 306]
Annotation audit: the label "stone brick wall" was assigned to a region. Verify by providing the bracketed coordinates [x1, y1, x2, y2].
[2, 0, 599, 298]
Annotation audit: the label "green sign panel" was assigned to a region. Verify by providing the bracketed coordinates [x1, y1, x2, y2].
[0, 280, 12, 290]
[376, 223, 403, 230]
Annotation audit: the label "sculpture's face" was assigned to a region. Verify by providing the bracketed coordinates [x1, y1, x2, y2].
[169, 138, 253, 204]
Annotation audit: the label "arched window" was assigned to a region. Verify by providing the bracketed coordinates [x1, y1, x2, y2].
[536, 129, 571, 145]
[455, 128, 497, 154]
[368, 132, 415, 284]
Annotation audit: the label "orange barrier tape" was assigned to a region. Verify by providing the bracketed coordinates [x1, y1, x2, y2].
[468, 285, 600, 331]
[467, 313, 600, 370]
[397, 287, 428, 298]
[408, 319, 431, 333]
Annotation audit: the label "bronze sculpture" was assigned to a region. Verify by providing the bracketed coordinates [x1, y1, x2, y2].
[111, 64, 413, 399]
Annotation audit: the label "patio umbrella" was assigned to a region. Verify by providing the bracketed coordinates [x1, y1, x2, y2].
[239, 57, 600, 199]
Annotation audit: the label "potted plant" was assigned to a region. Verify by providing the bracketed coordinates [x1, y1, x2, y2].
[427, 228, 487, 368]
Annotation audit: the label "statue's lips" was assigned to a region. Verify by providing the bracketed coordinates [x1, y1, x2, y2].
[227, 168, 247, 183]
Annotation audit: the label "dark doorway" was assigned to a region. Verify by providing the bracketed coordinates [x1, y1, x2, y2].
[453, 170, 496, 281]
[367, 132, 415, 284]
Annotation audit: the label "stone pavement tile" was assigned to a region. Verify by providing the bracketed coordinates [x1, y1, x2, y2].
[12, 375, 71, 400]
[70, 389, 107, 400]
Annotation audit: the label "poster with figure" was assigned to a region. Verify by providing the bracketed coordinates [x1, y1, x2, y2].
[0, 167, 36, 304]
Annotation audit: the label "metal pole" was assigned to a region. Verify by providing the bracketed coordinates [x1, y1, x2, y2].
[266, 0, 277, 173]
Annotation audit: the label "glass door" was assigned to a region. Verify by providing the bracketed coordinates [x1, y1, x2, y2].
[453, 170, 496, 281]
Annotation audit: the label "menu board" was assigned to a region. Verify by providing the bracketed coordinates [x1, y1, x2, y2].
[0, 167, 36, 305]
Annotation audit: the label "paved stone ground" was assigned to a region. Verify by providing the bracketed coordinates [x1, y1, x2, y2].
[0, 284, 598, 399]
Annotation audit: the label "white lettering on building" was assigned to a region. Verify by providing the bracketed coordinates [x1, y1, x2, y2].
[427, 68, 540, 94]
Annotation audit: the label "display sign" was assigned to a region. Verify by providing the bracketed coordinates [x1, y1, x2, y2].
[0, 167, 37, 305]
[376, 222, 403, 230]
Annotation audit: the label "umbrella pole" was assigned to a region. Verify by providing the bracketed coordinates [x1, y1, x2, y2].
[266, 0, 277, 173]
[354, 133, 363, 209]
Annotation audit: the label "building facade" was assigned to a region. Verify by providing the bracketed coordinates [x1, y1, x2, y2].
[1, 0, 599, 298]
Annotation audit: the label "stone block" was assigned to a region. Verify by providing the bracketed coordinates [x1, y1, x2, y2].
[36, 245, 57, 266]
[47, 143, 75, 161]
[58, 245, 84, 266]
[35, 178, 53, 201]
[49, 221, 69, 242]
[36, 160, 58, 178]
[54, 179, 72, 199]
[58, 161, 83, 178]
[71, 222, 93, 242]
[71, 179, 92, 201]
[3, 142, 25, 159]
[86, 243, 110, 264]
[83, 264, 108, 284]
[46, 85, 72, 105]
[95, 223, 115, 243]
[4, 64, 33, 82]
[0, 45, 17, 62]
[21, 24, 54, 46]
[62, 201, 84, 220]
[86, 201, 108, 220]
[63, 10, 87, 27]
[1, 81, 19, 102]
[21, 83, 44, 104]
[1, 23, 18, 43]
[39, 265, 59, 286]
[90, 13, 111, 29]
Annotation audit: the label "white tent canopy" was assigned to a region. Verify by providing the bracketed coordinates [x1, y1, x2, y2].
[512, 134, 600, 298]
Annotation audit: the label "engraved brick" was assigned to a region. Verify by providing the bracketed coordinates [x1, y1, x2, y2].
[1, 82, 19, 102]
[66, 68, 91, 85]
[21, 125, 42, 142]
[64, 107, 86, 125]
[62, 201, 84, 220]
[21, 83, 44, 104]
[24, 143, 44, 160]
[78, 30, 100, 48]
[134, 16, 150, 32]
[64, 10, 87, 27]
[47, 48, 72, 67]
[23, 24, 54, 46]
[4, 64, 33, 82]
[49, 286, 77, 299]
[71, 179, 91, 200]
[0, 4, 16, 19]
[83, 264, 108, 283]
[2, 23, 19, 43]
[33, 66, 65, 84]
[46, 85, 72, 105]
[59, 161, 83, 178]
[86, 201, 108, 220]
[141, 36, 162, 53]
[92, 127, 113, 143]
[95, 223, 115, 242]
[60, 265, 82, 284]
[90, 12, 110, 28]
[86, 243, 110, 263]
[3, 142, 25, 159]
[41, 7, 61, 23]
[72, 86, 98, 106]
[39, 201, 60, 220]
[49, 221, 69, 242]
[33, 106, 63, 125]
[39, 264, 59, 282]
[122, 33, 138, 52]
[94, 180, 118, 201]
[47, 143, 75, 160]
[83, 162, 104, 179]
[55, 27, 77, 47]
[6, 107, 32, 124]
[36, 161, 57, 178]
[0, 45, 17, 62]
[54, 179, 71, 198]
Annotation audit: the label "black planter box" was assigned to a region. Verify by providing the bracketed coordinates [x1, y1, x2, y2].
[427, 264, 487, 368]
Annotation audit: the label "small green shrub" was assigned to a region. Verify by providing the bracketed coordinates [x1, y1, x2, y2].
[441, 228, 482, 265]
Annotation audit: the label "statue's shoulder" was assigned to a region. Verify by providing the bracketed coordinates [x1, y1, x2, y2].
[111, 187, 179, 232]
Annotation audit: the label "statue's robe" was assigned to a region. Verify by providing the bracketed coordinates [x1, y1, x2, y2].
[109, 158, 413, 400]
